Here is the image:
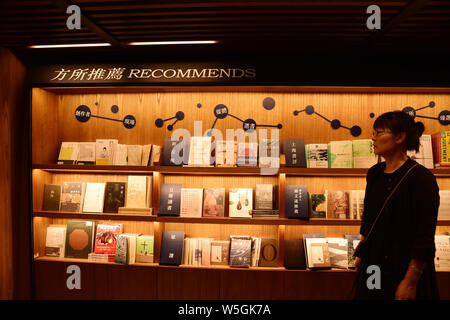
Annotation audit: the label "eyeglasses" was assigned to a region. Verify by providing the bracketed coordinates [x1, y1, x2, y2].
[372, 130, 392, 138]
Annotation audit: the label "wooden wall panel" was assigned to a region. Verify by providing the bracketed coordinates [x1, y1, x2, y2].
[48, 91, 450, 159]
[34, 260, 96, 299]
[32, 88, 59, 164]
[0, 47, 28, 299]
[157, 266, 221, 299]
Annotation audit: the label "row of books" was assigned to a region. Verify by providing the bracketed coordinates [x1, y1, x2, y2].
[158, 184, 364, 220]
[57, 140, 162, 166]
[45, 221, 450, 269]
[45, 221, 154, 263]
[42, 176, 152, 214]
[42, 178, 450, 221]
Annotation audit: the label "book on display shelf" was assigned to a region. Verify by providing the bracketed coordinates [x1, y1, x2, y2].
[328, 140, 353, 168]
[57, 142, 79, 165]
[64, 220, 96, 259]
[45, 225, 66, 257]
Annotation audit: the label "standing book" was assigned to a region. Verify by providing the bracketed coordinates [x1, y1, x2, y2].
[326, 238, 349, 269]
[202, 188, 225, 217]
[438, 190, 450, 221]
[284, 139, 306, 167]
[285, 185, 309, 219]
[259, 139, 280, 168]
[326, 190, 350, 219]
[310, 193, 327, 219]
[305, 144, 328, 168]
[136, 235, 155, 263]
[64, 220, 96, 259]
[344, 234, 362, 269]
[127, 145, 143, 166]
[45, 225, 66, 257]
[431, 131, 450, 168]
[215, 140, 237, 167]
[229, 188, 253, 218]
[57, 142, 79, 164]
[77, 142, 96, 165]
[229, 236, 252, 267]
[95, 139, 118, 165]
[259, 238, 279, 267]
[255, 184, 275, 210]
[180, 188, 203, 217]
[328, 140, 353, 168]
[141, 144, 152, 166]
[407, 134, 434, 169]
[237, 142, 258, 167]
[434, 235, 450, 269]
[284, 239, 307, 269]
[60, 182, 84, 213]
[352, 139, 377, 168]
[187, 136, 212, 167]
[103, 182, 126, 213]
[162, 138, 189, 166]
[349, 190, 365, 219]
[158, 184, 182, 216]
[160, 230, 185, 266]
[82, 182, 106, 213]
[94, 223, 123, 254]
[113, 144, 128, 166]
[210, 241, 230, 265]
[42, 184, 61, 211]
[126, 176, 149, 209]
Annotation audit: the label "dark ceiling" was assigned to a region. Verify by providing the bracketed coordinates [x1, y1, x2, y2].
[1, 0, 450, 64]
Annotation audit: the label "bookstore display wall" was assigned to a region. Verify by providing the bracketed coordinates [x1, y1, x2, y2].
[31, 86, 450, 300]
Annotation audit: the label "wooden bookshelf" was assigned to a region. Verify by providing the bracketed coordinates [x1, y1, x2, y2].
[30, 86, 450, 300]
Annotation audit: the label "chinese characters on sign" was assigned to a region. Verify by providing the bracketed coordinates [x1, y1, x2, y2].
[51, 68, 126, 81]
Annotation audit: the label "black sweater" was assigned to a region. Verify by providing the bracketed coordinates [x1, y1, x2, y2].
[354, 157, 440, 299]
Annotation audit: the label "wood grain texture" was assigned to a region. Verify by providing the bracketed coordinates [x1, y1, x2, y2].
[30, 87, 450, 300]
[0, 48, 28, 299]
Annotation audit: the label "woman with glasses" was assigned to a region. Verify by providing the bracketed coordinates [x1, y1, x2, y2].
[353, 111, 440, 300]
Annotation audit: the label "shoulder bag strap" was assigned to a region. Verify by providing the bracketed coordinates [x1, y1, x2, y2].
[363, 163, 419, 243]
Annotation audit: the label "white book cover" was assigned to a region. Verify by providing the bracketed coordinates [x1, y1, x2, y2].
[58, 142, 79, 164]
[434, 235, 450, 269]
[141, 144, 152, 166]
[126, 176, 148, 208]
[328, 140, 353, 168]
[349, 190, 365, 219]
[438, 190, 450, 221]
[407, 134, 434, 169]
[237, 142, 258, 167]
[45, 225, 66, 257]
[127, 145, 143, 166]
[180, 188, 203, 217]
[326, 238, 348, 269]
[215, 140, 237, 166]
[259, 139, 280, 168]
[95, 139, 118, 165]
[77, 142, 95, 164]
[83, 182, 106, 213]
[305, 144, 328, 168]
[229, 188, 253, 218]
[122, 233, 141, 264]
[149, 145, 162, 166]
[305, 237, 327, 269]
[113, 144, 128, 166]
[188, 136, 212, 166]
[352, 139, 377, 168]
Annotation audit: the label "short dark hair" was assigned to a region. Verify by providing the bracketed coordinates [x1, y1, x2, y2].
[373, 111, 424, 152]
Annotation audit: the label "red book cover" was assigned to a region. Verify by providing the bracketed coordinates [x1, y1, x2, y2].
[94, 223, 123, 254]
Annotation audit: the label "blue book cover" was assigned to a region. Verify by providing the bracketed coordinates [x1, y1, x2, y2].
[159, 230, 185, 266]
[158, 184, 182, 216]
[285, 185, 309, 219]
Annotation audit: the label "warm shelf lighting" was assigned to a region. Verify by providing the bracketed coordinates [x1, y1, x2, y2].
[128, 40, 219, 46]
[28, 43, 112, 49]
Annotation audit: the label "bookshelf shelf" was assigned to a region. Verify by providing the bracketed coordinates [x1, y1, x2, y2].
[33, 211, 450, 226]
[34, 211, 156, 222]
[34, 257, 450, 273]
[31, 163, 450, 177]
